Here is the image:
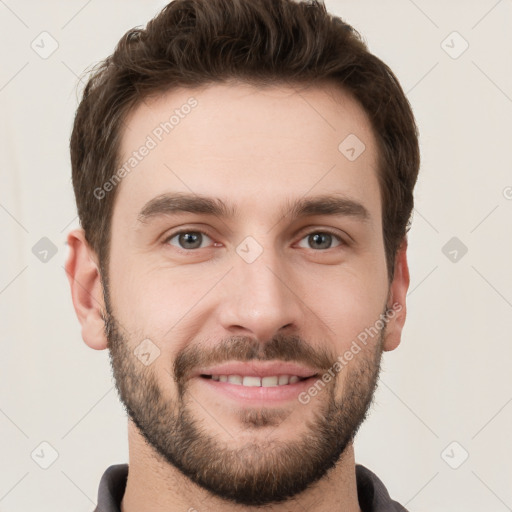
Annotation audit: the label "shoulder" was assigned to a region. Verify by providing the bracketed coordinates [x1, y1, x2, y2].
[355, 464, 409, 512]
[93, 463, 129, 512]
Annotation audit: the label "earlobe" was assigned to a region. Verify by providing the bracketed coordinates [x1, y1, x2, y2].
[65, 229, 108, 351]
[382, 239, 410, 352]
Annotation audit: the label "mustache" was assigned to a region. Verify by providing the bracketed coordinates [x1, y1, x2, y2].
[173, 333, 336, 383]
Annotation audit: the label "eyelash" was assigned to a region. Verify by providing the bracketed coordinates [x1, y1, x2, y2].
[163, 228, 347, 252]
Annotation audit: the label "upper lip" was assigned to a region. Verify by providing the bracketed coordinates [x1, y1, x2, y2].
[194, 361, 320, 379]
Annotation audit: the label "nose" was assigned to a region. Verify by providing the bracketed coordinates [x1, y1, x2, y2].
[216, 248, 304, 343]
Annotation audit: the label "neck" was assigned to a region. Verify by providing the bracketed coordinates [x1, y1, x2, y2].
[121, 421, 362, 512]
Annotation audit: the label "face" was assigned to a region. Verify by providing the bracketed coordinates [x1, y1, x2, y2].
[93, 82, 406, 506]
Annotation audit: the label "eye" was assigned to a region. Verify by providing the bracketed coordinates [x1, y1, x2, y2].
[296, 231, 344, 250]
[165, 230, 214, 250]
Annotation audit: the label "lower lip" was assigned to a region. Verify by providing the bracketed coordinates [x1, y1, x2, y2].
[195, 376, 317, 404]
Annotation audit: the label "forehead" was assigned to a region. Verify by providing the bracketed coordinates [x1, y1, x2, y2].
[114, 82, 381, 226]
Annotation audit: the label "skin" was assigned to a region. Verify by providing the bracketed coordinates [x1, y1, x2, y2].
[66, 81, 409, 512]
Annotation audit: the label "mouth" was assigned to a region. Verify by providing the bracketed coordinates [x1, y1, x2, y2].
[199, 374, 318, 387]
[195, 369, 321, 405]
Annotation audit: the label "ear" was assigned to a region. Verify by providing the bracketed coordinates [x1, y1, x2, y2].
[382, 238, 410, 352]
[65, 228, 108, 350]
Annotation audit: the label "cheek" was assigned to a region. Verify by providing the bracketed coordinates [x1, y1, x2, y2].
[109, 259, 174, 318]
[305, 267, 387, 348]
[110, 262, 217, 349]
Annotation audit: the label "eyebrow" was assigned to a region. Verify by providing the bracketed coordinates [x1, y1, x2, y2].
[137, 192, 371, 225]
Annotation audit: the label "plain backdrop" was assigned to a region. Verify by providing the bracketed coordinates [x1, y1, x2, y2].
[1, 1, 511, 511]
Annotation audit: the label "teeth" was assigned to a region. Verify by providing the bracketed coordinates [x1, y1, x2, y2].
[243, 376, 261, 387]
[278, 375, 289, 385]
[208, 374, 307, 387]
[261, 376, 278, 387]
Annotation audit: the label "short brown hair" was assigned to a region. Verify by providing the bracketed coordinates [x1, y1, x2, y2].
[70, 0, 419, 282]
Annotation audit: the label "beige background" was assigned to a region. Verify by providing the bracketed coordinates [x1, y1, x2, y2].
[0, 0, 511, 510]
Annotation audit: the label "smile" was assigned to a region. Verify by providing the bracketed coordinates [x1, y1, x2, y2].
[200, 374, 316, 387]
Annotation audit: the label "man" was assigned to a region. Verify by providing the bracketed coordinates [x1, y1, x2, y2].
[65, 0, 419, 510]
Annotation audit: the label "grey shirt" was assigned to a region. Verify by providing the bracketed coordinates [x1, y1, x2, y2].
[93, 463, 409, 512]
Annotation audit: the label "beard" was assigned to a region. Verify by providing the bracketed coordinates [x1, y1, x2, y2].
[103, 291, 385, 507]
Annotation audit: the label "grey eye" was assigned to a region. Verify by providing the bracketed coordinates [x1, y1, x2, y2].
[297, 232, 342, 250]
[167, 231, 213, 250]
